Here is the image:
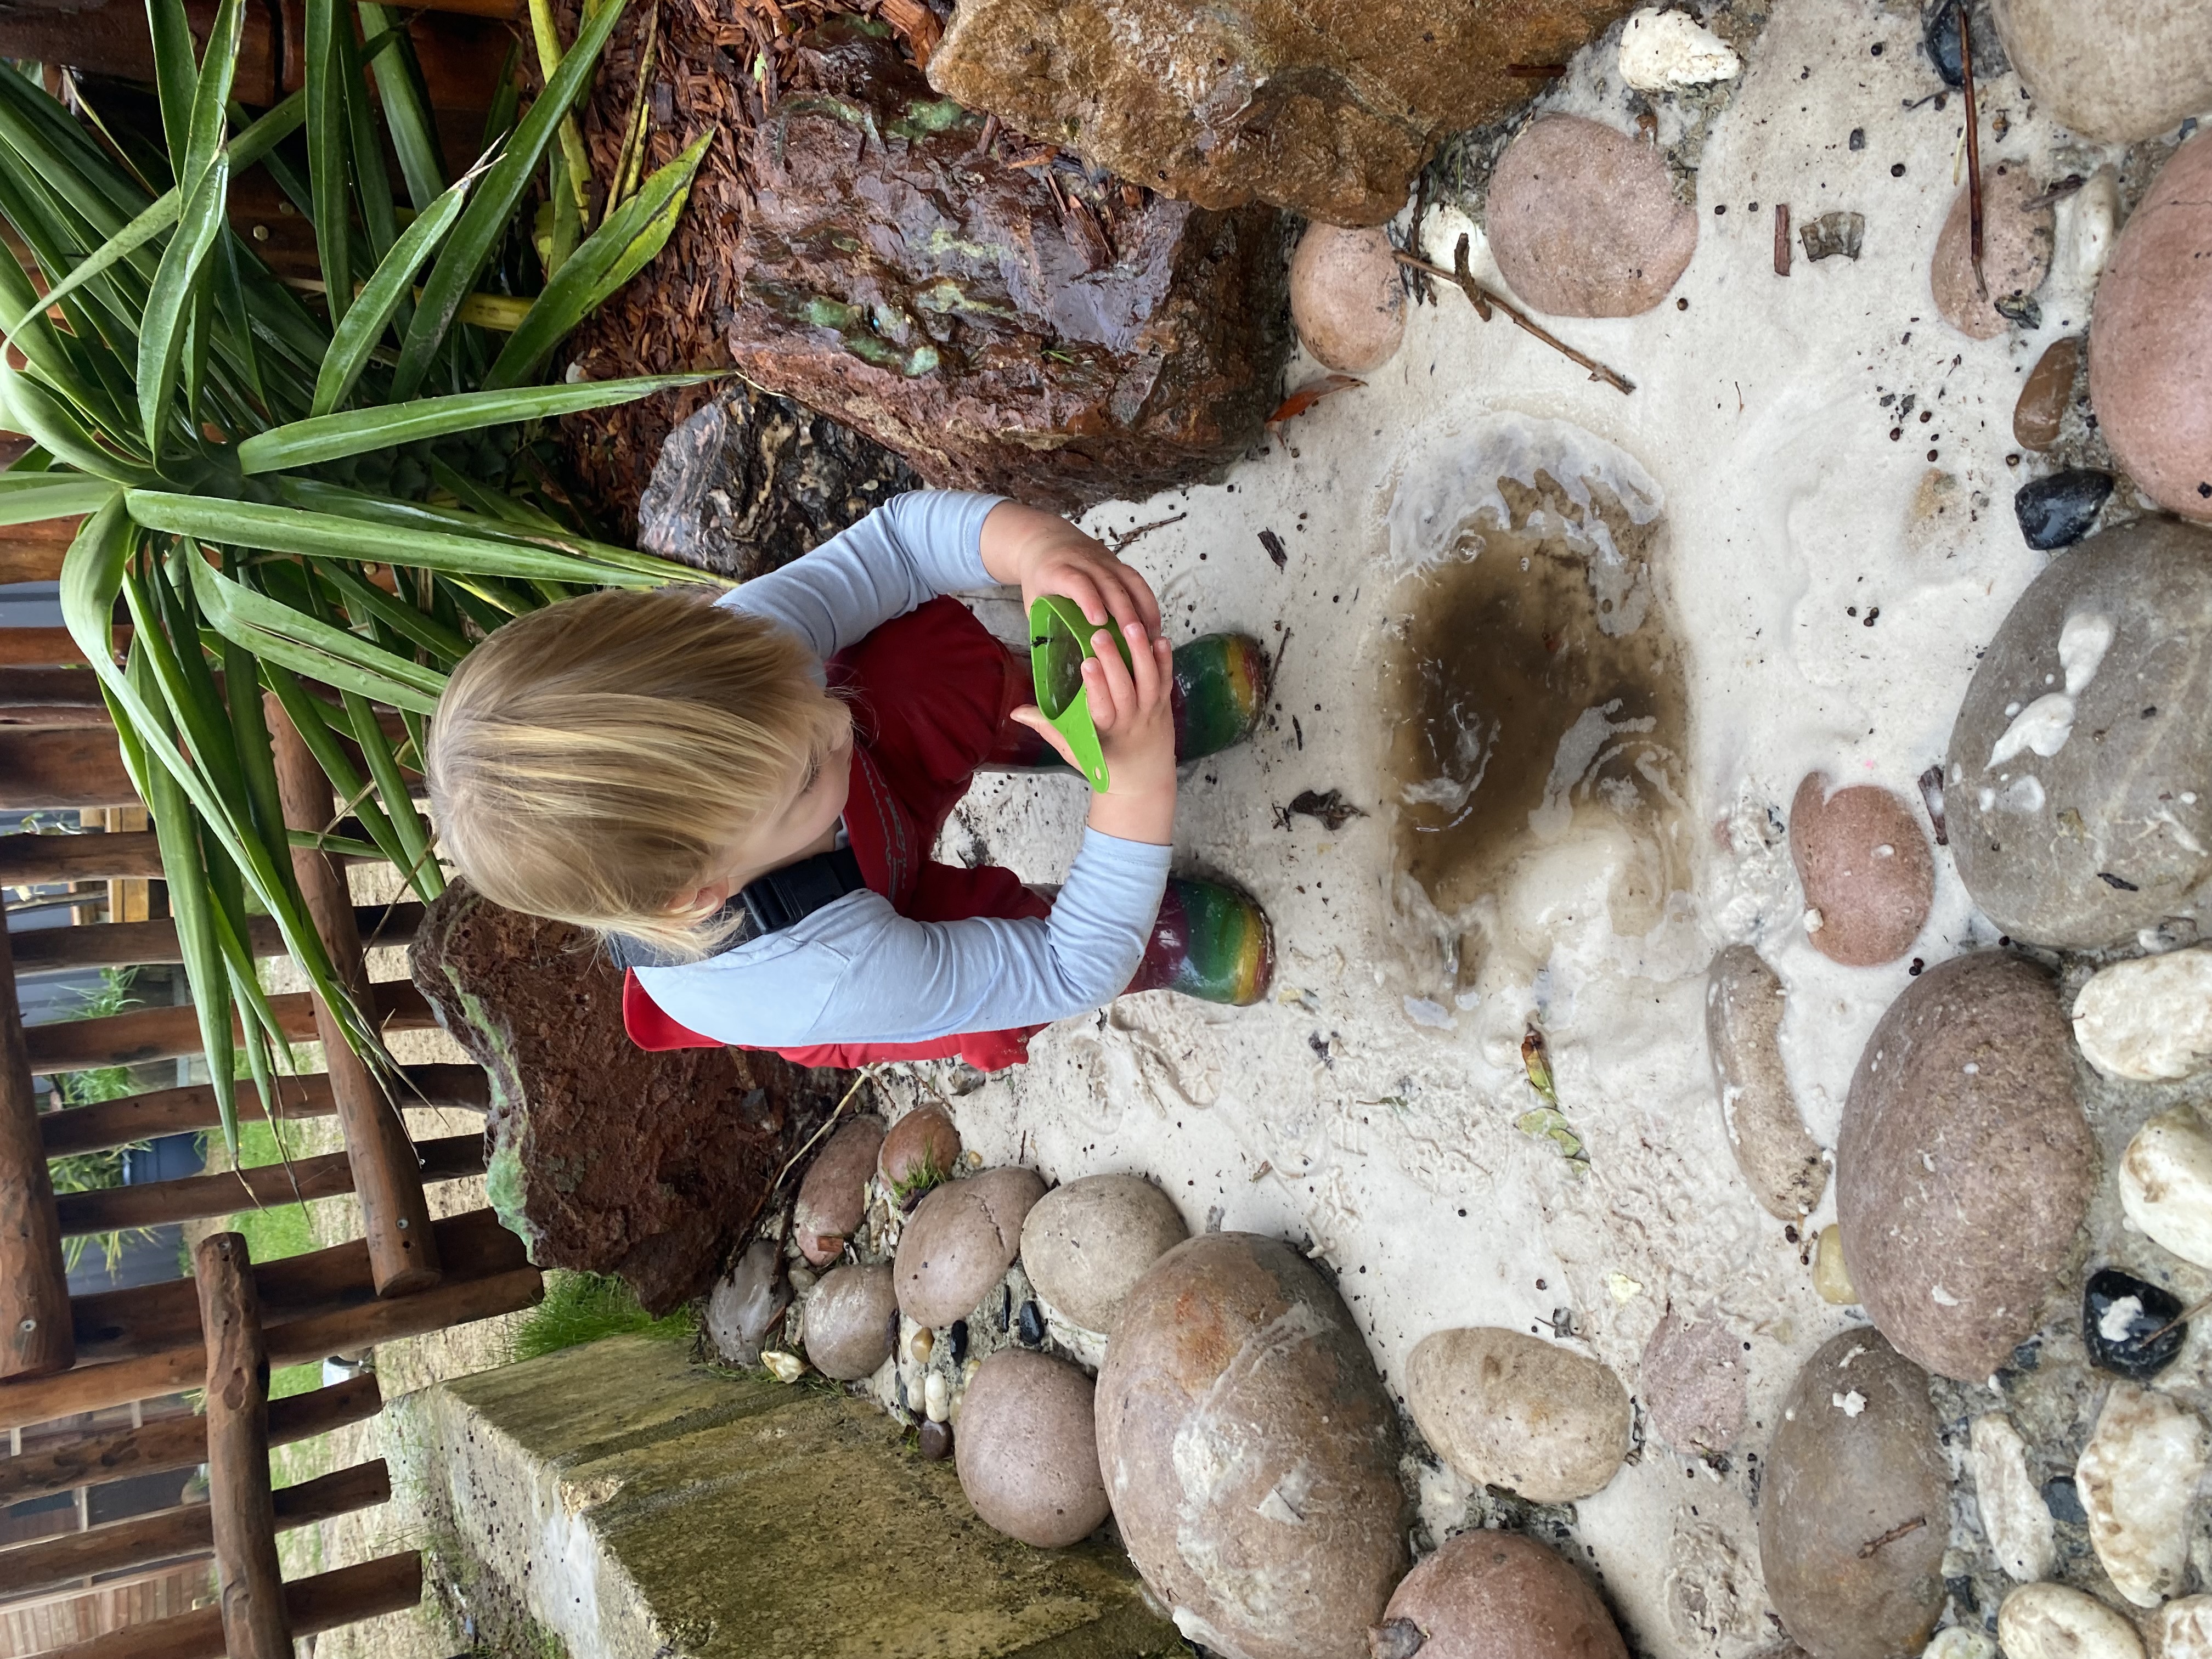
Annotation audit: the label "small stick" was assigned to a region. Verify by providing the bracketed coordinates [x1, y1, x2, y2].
[1858, 1516, 1927, 1558]
[1106, 510, 1187, 552]
[771, 1065, 878, 1192]
[1392, 245, 1635, 394]
[2136, 1288, 2212, 1347]
[1774, 204, 1791, 275]
[1957, 0, 1986, 297]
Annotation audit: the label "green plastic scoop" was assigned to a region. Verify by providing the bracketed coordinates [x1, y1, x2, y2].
[1029, 594, 1132, 792]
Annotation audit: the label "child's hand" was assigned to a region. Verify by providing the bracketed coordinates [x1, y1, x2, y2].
[1011, 622, 1178, 846]
[979, 503, 1163, 642]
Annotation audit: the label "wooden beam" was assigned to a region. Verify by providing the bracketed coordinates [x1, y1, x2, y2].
[0, 666, 103, 707]
[0, 830, 165, 884]
[194, 1233, 291, 1659]
[0, 522, 77, 587]
[39, 1063, 490, 1156]
[11, 901, 427, 972]
[0, 907, 72, 1378]
[22, 978, 436, 1073]
[47, 1550, 424, 1659]
[0, 727, 136, 809]
[0, 626, 94, 667]
[57, 1131, 484, 1235]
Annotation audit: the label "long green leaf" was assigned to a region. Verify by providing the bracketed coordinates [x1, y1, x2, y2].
[391, 0, 625, 399]
[137, 155, 229, 457]
[145, 0, 199, 179]
[338, 18, 398, 265]
[356, 1, 447, 209]
[261, 661, 416, 872]
[0, 476, 121, 523]
[340, 689, 442, 899]
[311, 174, 471, 417]
[0, 192, 178, 345]
[305, 0, 351, 327]
[178, 548, 449, 710]
[182, 0, 245, 187]
[319, 559, 471, 661]
[0, 357, 157, 484]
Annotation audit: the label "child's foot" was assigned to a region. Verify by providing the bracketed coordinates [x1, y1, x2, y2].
[986, 634, 1272, 770]
[1127, 876, 1274, 1006]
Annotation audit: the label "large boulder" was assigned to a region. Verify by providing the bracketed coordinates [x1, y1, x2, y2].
[1988, 0, 2212, 144]
[726, 27, 1289, 515]
[1944, 517, 2212, 948]
[411, 881, 847, 1312]
[926, 0, 1637, 227]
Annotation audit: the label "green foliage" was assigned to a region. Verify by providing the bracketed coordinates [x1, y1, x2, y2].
[512, 1270, 695, 1363]
[0, 6, 723, 1155]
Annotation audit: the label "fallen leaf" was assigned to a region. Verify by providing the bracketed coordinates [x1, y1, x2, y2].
[1520, 1026, 1558, 1108]
[1266, 374, 1363, 425]
[1286, 788, 1365, 832]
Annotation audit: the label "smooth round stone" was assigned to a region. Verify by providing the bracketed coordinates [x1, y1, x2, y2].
[1758, 1330, 1949, 1659]
[953, 1349, 1109, 1547]
[1926, 1630, 1997, 1659]
[802, 1262, 898, 1381]
[2073, 947, 2212, 1080]
[1406, 1328, 1631, 1503]
[894, 1166, 1046, 1328]
[2014, 469, 2114, 551]
[1945, 517, 2212, 948]
[1378, 1530, 1630, 1659]
[1640, 1305, 1747, 1454]
[2012, 336, 2080, 451]
[1097, 1232, 1406, 1659]
[1931, 165, 2054, 340]
[1289, 224, 1406, 374]
[2120, 1105, 2212, 1269]
[2077, 1381, 2211, 1606]
[1997, 1583, 2147, 1659]
[2154, 1598, 2212, 1659]
[1970, 1413, 2054, 1583]
[918, 1418, 954, 1461]
[1836, 953, 2094, 1381]
[1019, 1173, 1188, 1335]
[2083, 1267, 2186, 1381]
[1790, 775, 1934, 967]
[1989, 0, 2212, 143]
[2091, 131, 2212, 520]
[1617, 6, 1741, 91]
[1486, 115, 1699, 318]
[879, 1104, 962, 1202]
[793, 1116, 884, 1267]
[1706, 945, 1829, 1220]
[706, 1237, 786, 1368]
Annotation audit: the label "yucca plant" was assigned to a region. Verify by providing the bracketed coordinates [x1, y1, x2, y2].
[0, 0, 727, 1153]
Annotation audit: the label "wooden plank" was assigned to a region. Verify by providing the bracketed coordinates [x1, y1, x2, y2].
[0, 831, 164, 884]
[57, 1131, 485, 1235]
[0, 667, 104, 707]
[0, 523, 77, 588]
[0, 1459, 390, 1598]
[0, 728, 136, 809]
[39, 1063, 489, 1156]
[47, 1551, 423, 1659]
[12, 902, 428, 973]
[0, 627, 93, 667]
[22, 979, 436, 1073]
[269, 697, 439, 1296]
[0, 1376, 381, 1505]
[99, 806, 152, 928]
[194, 1234, 290, 1659]
[1, 908, 73, 1379]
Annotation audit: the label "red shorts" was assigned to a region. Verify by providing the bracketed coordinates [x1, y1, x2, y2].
[622, 596, 1053, 1071]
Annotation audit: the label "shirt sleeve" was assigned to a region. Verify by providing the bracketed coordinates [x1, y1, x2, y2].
[714, 489, 1003, 662]
[634, 828, 1172, 1048]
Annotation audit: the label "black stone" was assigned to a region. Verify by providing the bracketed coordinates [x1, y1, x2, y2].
[2083, 1267, 2187, 1381]
[918, 1419, 954, 1461]
[1921, 0, 2008, 88]
[2042, 1474, 2086, 1525]
[2014, 469, 2114, 550]
[949, 1319, 969, 1365]
[1017, 1300, 1046, 1346]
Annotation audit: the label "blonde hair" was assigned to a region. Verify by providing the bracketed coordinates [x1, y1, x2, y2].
[426, 586, 850, 959]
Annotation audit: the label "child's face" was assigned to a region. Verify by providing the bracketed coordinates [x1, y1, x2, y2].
[671, 699, 854, 917]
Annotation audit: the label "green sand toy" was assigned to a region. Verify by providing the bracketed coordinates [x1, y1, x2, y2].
[1030, 595, 1135, 792]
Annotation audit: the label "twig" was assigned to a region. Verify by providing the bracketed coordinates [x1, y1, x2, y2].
[1774, 204, 1791, 276]
[1957, 0, 1985, 298]
[1392, 244, 1636, 394]
[2137, 1288, 2212, 1346]
[1105, 510, 1188, 552]
[1858, 1516, 1927, 1558]
[772, 1065, 880, 1191]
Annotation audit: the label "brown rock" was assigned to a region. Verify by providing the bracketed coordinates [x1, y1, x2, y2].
[1019, 1173, 1189, 1334]
[880, 1104, 962, 1204]
[1290, 225, 1406, 374]
[1379, 1531, 1629, 1659]
[1759, 1330, 1949, 1659]
[726, 26, 1289, 516]
[2013, 336, 2080, 452]
[954, 1350, 1111, 1548]
[1486, 115, 1700, 318]
[410, 881, 844, 1313]
[803, 1262, 899, 1381]
[1640, 1305, 1747, 1454]
[1404, 1328, 1632, 1504]
[793, 1117, 884, 1267]
[1790, 774, 1934, 968]
[1931, 165, 2053, 341]
[1706, 944, 1829, 1220]
[1097, 1232, 1406, 1659]
[1836, 953, 2094, 1383]
[895, 1167, 1048, 1329]
[928, 0, 1635, 227]
[2089, 131, 2212, 522]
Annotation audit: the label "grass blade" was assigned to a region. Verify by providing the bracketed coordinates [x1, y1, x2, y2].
[136, 155, 229, 458]
[311, 174, 471, 416]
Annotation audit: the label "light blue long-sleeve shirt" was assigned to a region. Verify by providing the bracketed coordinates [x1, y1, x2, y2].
[632, 490, 1172, 1050]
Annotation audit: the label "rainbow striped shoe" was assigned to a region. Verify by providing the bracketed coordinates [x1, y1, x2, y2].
[1128, 876, 1274, 1006]
[986, 633, 1272, 770]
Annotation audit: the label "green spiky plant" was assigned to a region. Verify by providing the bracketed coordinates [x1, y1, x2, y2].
[0, 0, 726, 1156]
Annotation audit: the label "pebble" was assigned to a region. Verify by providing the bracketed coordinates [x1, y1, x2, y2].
[1016, 1300, 1045, 1346]
[1989, 0, 2212, 143]
[917, 1418, 953, 1461]
[801, 1262, 899, 1381]
[948, 1319, 968, 1364]
[1999, 1585, 2147, 1659]
[909, 1323, 934, 1364]
[1759, 1331, 1950, 1659]
[1485, 115, 1699, 318]
[1640, 1305, 1748, 1454]
[2083, 1268, 2186, 1383]
[1378, 1530, 1631, 1659]
[923, 1368, 950, 1424]
[1923, 0, 2008, 89]
[2013, 469, 2113, 551]
[2089, 131, 2212, 522]
[1800, 211, 1866, 262]
[1617, 7, 1742, 91]
[2074, 949, 2212, 1081]
[1788, 776, 1934, 967]
[1931, 166, 2054, 341]
[2154, 1598, 2212, 1659]
[1814, 1224, 1858, 1305]
[1836, 953, 2093, 1381]
[879, 1104, 962, 1203]
[792, 1116, 884, 1267]
[894, 1167, 1047, 1328]
[2078, 1381, 2211, 1606]
[1406, 1327, 1631, 1503]
[1970, 1413, 2055, 1583]
[2119, 1105, 2212, 1270]
[705, 1237, 786, 1368]
[1097, 1233, 1406, 1659]
[1946, 517, 2212, 949]
[953, 1350, 1109, 1547]
[1706, 945, 1829, 1220]
[760, 1349, 805, 1383]
[1288, 225, 1406, 375]
[1019, 1173, 1189, 1335]
[2012, 336, 2079, 451]
[1926, 1629, 1999, 1659]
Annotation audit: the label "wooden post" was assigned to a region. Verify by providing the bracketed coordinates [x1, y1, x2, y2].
[40, 1063, 490, 1156]
[12, 901, 428, 973]
[22, 979, 436, 1072]
[47, 1551, 424, 1659]
[0, 829, 165, 883]
[268, 696, 439, 1296]
[194, 1233, 291, 1659]
[57, 1131, 485, 1235]
[0, 907, 72, 1379]
[0, 727, 138, 808]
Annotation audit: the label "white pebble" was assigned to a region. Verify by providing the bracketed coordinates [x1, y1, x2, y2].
[2073, 948, 2212, 1081]
[1617, 7, 1741, 91]
[2077, 1383, 2210, 1607]
[1925, 1629, 1998, 1659]
[1998, 1583, 2146, 1659]
[1970, 1414, 2054, 1582]
[2119, 1105, 2212, 1269]
[761, 1350, 805, 1383]
[924, 1369, 951, 1423]
[2153, 1597, 2212, 1659]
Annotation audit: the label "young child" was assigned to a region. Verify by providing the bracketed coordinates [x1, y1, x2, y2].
[426, 490, 1274, 1071]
